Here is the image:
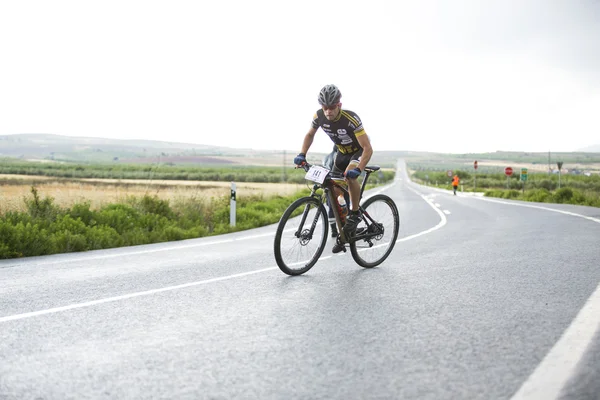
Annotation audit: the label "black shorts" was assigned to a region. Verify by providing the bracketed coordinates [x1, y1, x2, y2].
[333, 148, 363, 174]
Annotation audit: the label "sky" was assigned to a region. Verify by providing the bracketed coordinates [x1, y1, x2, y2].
[1, 0, 599, 155]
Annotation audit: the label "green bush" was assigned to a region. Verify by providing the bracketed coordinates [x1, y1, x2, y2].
[552, 188, 574, 203]
[504, 190, 521, 199]
[524, 188, 551, 203]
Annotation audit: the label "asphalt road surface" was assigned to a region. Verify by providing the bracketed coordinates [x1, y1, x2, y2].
[1, 161, 599, 400]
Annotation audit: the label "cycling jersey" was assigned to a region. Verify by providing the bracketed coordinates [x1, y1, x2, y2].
[311, 109, 367, 154]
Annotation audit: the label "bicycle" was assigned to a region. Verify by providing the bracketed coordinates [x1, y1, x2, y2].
[273, 161, 399, 275]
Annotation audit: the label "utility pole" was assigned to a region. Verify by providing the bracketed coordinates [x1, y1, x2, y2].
[548, 150, 551, 174]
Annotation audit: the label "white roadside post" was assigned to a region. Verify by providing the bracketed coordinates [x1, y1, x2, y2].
[230, 182, 236, 227]
[474, 160, 478, 191]
[557, 161, 563, 188]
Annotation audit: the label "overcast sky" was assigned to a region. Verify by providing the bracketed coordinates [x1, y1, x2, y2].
[1, 0, 599, 154]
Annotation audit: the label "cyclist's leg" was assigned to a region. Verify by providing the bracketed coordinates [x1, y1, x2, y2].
[344, 150, 363, 211]
[333, 151, 356, 207]
[336, 150, 363, 233]
[326, 195, 338, 237]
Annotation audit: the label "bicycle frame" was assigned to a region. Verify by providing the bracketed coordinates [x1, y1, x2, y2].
[303, 165, 380, 246]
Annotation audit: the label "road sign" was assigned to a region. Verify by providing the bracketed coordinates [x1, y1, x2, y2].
[474, 160, 478, 170]
[520, 168, 528, 182]
[557, 161, 563, 170]
[505, 167, 513, 176]
[447, 170, 453, 178]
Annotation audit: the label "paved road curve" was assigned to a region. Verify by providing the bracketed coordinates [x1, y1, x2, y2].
[1, 161, 599, 399]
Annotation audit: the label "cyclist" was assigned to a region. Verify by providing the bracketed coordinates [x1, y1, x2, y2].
[294, 84, 373, 253]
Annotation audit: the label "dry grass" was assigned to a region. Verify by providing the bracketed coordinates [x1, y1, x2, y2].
[0, 174, 307, 213]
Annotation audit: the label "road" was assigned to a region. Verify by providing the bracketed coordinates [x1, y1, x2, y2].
[1, 161, 599, 399]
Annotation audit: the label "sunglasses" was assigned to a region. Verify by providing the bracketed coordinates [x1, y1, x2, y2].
[322, 103, 340, 111]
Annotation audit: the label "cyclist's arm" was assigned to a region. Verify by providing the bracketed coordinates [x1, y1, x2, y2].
[300, 126, 318, 155]
[356, 134, 373, 171]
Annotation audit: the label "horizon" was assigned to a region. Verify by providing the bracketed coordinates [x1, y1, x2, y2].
[2, 133, 599, 156]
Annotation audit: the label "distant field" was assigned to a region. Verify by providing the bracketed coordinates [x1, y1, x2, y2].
[405, 151, 600, 175]
[0, 174, 307, 213]
[453, 159, 600, 173]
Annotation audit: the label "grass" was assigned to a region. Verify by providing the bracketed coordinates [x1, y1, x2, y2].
[0, 175, 308, 214]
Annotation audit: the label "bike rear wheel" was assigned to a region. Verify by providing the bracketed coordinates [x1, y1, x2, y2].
[350, 194, 399, 268]
[274, 196, 329, 275]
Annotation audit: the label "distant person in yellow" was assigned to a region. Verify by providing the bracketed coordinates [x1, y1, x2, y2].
[452, 175, 460, 195]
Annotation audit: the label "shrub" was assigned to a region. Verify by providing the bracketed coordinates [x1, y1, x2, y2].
[552, 188, 574, 203]
[86, 225, 123, 250]
[504, 190, 521, 199]
[524, 188, 551, 203]
[50, 231, 87, 253]
[537, 179, 556, 191]
[24, 186, 60, 221]
[134, 195, 174, 218]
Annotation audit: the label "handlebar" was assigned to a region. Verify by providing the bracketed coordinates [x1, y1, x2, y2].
[296, 162, 312, 172]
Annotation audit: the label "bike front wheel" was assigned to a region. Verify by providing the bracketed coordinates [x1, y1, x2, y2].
[274, 196, 329, 275]
[350, 194, 399, 268]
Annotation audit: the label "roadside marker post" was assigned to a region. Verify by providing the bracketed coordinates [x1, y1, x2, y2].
[557, 161, 563, 188]
[474, 160, 478, 190]
[230, 182, 236, 227]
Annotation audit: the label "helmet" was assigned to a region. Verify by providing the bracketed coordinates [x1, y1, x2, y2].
[318, 84, 342, 106]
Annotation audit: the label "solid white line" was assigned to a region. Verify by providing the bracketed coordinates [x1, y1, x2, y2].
[477, 196, 600, 224]
[510, 283, 600, 400]
[0, 175, 448, 324]
[400, 186, 448, 242]
[1, 231, 277, 268]
[0, 267, 277, 323]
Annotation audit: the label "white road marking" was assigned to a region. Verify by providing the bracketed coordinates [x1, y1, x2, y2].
[510, 283, 600, 400]
[0, 267, 277, 323]
[0, 231, 277, 268]
[477, 196, 600, 224]
[434, 203, 441, 208]
[401, 186, 447, 242]
[443, 210, 451, 215]
[1, 173, 448, 323]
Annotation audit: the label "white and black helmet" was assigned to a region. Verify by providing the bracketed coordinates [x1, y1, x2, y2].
[318, 84, 342, 106]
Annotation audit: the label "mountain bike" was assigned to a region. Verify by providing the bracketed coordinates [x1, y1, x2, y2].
[273, 162, 399, 275]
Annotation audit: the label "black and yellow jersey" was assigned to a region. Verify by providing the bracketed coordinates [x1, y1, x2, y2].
[311, 109, 366, 154]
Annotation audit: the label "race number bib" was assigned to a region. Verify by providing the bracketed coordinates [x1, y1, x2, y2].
[304, 165, 329, 184]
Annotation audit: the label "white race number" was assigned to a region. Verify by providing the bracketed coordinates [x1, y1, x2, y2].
[304, 165, 329, 184]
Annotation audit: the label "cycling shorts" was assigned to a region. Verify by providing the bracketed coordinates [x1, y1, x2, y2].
[333, 148, 363, 174]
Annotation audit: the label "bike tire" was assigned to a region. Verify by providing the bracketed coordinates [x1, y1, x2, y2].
[274, 196, 329, 275]
[350, 194, 399, 268]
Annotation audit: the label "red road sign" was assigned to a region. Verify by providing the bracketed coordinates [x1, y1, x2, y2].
[505, 167, 513, 176]
[474, 160, 478, 170]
